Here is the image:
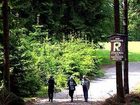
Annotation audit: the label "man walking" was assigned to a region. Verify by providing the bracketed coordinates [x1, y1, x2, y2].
[47, 75, 55, 102]
[81, 75, 90, 102]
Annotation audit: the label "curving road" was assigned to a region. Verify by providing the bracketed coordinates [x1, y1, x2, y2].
[35, 62, 140, 104]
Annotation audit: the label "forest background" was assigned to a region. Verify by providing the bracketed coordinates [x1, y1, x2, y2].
[0, 0, 140, 98]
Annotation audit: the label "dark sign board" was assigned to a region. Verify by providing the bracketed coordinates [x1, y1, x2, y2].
[110, 34, 126, 61]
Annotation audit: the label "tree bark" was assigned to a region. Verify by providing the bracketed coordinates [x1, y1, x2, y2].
[2, 0, 10, 91]
[123, 0, 129, 94]
[114, 0, 125, 103]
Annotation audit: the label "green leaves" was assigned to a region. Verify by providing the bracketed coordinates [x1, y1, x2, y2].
[128, 0, 140, 40]
[7, 0, 112, 42]
[19, 26, 103, 96]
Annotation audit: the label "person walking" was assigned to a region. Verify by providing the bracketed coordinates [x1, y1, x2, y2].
[67, 75, 77, 102]
[81, 75, 90, 102]
[47, 75, 55, 102]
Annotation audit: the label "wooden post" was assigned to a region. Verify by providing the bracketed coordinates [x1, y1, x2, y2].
[114, 0, 125, 102]
[2, 0, 10, 91]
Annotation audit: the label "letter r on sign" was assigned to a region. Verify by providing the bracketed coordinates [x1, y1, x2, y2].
[113, 42, 121, 51]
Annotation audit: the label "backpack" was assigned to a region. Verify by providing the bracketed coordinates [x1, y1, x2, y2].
[69, 80, 76, 90]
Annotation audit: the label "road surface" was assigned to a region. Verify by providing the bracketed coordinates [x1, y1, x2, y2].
[34, 62, 140, 105]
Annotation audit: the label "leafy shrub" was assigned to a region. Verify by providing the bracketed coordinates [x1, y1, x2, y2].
[9, 28, 41, 97]
[8, 27, 103, 97]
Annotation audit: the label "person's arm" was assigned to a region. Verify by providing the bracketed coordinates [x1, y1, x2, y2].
[87, 80, 90, 90]
[67, 80, 70, 87]
[46, 79, 49, 84]
[73, 80, 77, 86]
[81, 79, 84, 85]
[54, 79, 56, 85]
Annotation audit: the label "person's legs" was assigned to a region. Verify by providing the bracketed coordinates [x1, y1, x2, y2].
[69, 90, 74, 102]
[71, 90, 74, 102]
[50, 89, 54, 102]
[84, 90, 88, 102]
[83, 87, 88, 102]
[50, 92, 53, 102]
[48, 91, 51, 101]
[48, 89, 54, 102]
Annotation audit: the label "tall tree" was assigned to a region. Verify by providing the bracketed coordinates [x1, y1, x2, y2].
[122, 0, 129, 94]
[2, 0, 10, 91]
[8, 0, 112, 42]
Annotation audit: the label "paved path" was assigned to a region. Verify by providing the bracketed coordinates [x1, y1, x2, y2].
[34, 62, 140, 105]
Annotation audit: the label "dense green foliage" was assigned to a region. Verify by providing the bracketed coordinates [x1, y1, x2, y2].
[17, 26, 103, 96]
[128, 0, 140, 40]
[1, 26, 103, 97]
[0, 0, 110, 97]
[8, 0, 113, 42]
[9, 28, 41, 96]
[0, 0, 140, 98]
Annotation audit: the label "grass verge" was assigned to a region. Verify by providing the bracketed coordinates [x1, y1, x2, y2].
[96, 41, 140, 65]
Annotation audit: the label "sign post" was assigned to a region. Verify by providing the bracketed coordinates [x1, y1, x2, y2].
[110, 34, 126, 61]
[110, 34, 125, 103]
[113, 0, 125, 103]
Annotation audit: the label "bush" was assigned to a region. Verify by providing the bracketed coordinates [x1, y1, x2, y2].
[27, 38, 104, 96]
[9, 26, 104, 97]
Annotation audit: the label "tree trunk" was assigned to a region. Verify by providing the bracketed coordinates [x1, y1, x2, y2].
[114, 0, 125, 103]
[2, 0, 10, 91]
[122, 0, 129, 94]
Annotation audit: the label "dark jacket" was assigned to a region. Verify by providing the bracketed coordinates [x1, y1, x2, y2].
[67, 78, 77, 91]
[48, 77, 55, 91]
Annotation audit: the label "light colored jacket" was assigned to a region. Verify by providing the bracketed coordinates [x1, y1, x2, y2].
[81, 78, 90, 90]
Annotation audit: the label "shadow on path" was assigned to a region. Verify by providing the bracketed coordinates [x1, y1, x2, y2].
[33, 99, 103, 105]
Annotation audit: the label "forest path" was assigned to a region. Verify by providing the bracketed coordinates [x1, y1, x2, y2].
[32, 62, 140, 105]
